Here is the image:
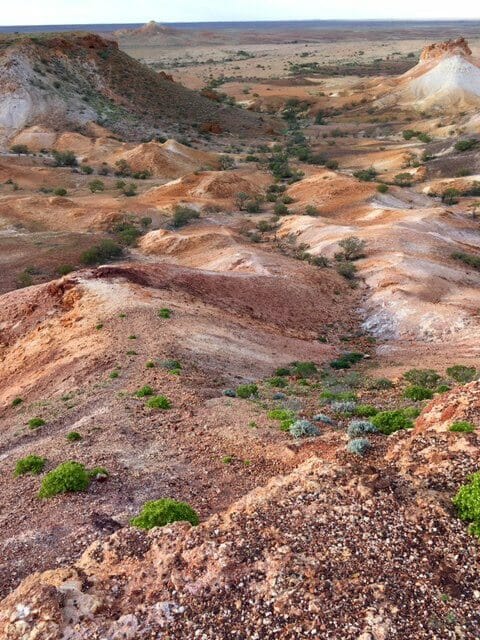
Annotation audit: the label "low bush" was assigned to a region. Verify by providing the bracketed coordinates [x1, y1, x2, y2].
[346, 438, 371, 455]
[449, 421, 476, 433]
[274, 367, 291, 377]
[292, 361, 317, 378]
[353, 167, 378, 182]
[331, 400, 357, 414]
[135, 385, 154, 397]
[336, 236, 366, 261]
[313, 413, 333, 424]
[355, 404, 378, 417]
[12, 397, 23, 407]
[454, 139, 478, 152]
[377, 183, 389, 193]
[80, 240, 123, 265]
[89, 179, 104, 193]
[28, 417, 45, 429]
[372, 410, 413, 435]
[67, 431, 82, 442]
[52, 150, 77, 167]
[403, 368, 441, 389]
[403, 385, 433, 401]
[172, 205, 200, 228]
[158, 307, 172, 318]
[266, 376, 287, 388]
[289, 419, 320, 438]
[336, 260, 357, 280]
[146, 395, 172, 409]
[53, 187, 67, 196]
[347, 420, 377, 438]
[320, 390, 357, 403]
[11, 144, 29, 155]
[452, 472, 480, 537]
[446, 365, 477, 384]
[236, 383, 258, 399]
[330, 352, 364, 370]
[452, 251, 480, 270]
[57, 264, 74, 276]
[15, 455, 46, 476]
[131, 498, 199, 529]
[366, 377, 393, 390]
[38, 461, 90, 498]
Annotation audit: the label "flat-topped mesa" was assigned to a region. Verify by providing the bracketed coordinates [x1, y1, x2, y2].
[420, 37, 472, 62]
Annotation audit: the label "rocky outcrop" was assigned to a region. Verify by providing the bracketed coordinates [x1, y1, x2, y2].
[420, 37, 472, 63]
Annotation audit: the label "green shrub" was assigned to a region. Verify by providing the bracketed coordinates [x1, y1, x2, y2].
[131, 498, 199, 529]
[146, 360, 155, 369]
[89, 179, 104, 193]
[266, 376, 287, 388]
[454, 139, 478, 152]
[449, 421, 475, 433]
[172, 205, 200, 228]
[12, 397, 23, 407]
[403, 406, 421, 419]
[436, 384, 451, 393]
[38, 461, 90, 498]
[446, 365, 477, 384]
[452, 472, 480, 536]
[15, 455, 46, 476]
[403, 369, 441, 389]
[347, 420, 377, 438]
[452, 251, 480, 270]
[366, 377, 394, 390]
[11, 144, 29, 155]
[330, 352, 363, 370]
[337, 236, 366, 261]
[57, 264, 74, 276]
[353, 167, 378, 182]
[336, 260, 357, 280]
[109, 370, 119, 379]
[355, 404, 378, 417]
[66, 431, 82, 442]
[268, 408, 295, 421]
[52, 150, 77, 167]
[146, 395, 172, 409]
[236, 384, 258, 399]
[135, 385, 154, 397]
[53, 187, 67, 196]
[377, 183, 389, 193]
[372, 410, 413, 435]
[403, 385, 433, 401]
[80, 240, 123, 265]
[158, 308, 172, 318]
[28, 417, 45, 429]
[274, 367, 291, 377]
[320, 390, 357, 403]
[292, 361, 317, 378]
[81, 165, 94, 174]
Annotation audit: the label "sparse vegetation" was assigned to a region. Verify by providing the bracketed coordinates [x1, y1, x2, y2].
[403, 385, 433, 401]
[372, 410, 413, 434]
[80, 240, 123, 265]
[14, 455, 46, 476]
[289, 419, 320, 438]
[131, 499, 199, 529]
[453, 472, 480, 537]
[171, 205, 200, 228]
[236, 383, 258, 399]
[447, 365, 477, 384]
[28, 417, 45, 429]
[449, 421, 475, 433]
[146, 395, 172, 409]
[38, 461, 90, 498]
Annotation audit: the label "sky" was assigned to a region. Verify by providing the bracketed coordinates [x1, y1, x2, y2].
[1, 0, 479, 25]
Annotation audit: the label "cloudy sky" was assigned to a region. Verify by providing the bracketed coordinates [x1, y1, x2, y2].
[1, 0, 479, 25]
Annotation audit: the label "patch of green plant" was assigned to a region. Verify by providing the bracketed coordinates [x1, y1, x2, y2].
[403, 385, 433, 401]
[52, 150, 77, 167]
[266, 376, 287, 388]
[452, 251, 480, 270]
[449, 421, 475, 433]
[274, 367, 291, 377]
[80, 239, 123, 266]
[109, 370, 120, 379]
[66, 431, 82, 442]
[403, 368, 441, 389]
[12, 397, 23, 407]
[346, 437, 371, 455]
[371, 410, 413, 435]
[355, 404, 378, 417]
[446, 365, 477, 384]
[14, 455, 46, 476]
[353, 167, 378, 182]
[158, 308, 172, 318]
[377, 183, 389, 193]
[38, 461, 90, 498]
[146, 360, 155, 368]
[292, 361, 318, 378]
[171, 205, 200, 228]
[57, 264, 74, 276]
[453, 472, 480, 536]
[146, 395, 171, 409]
[402, 406, 421, 419]
[135, 385, 154, 397]
[131, 498, 199, 529]
[236, 384, 258, 399]
[53, 187, 67, 196]
[366, 377, 394, 390]
[28, 417, 45, 429]
[330, 352, 364, 370]
[454, 139, 478, 152]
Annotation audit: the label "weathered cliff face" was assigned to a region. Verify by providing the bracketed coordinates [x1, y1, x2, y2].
[419, 37, 472, 63]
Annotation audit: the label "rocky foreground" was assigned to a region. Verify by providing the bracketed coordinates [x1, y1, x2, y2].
[1, 384, 479, 639]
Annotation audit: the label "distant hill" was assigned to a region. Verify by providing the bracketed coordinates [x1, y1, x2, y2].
[0, 32, 272, 145]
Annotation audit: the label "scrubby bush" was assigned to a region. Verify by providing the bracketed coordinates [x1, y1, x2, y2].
[447, 365, 477, 384]
[89, 179, 105, 193]
[331, 400, 357, 414]
[346, 438, 371, 455]
[453, 472, 480, 537]
[330, 352, 364, 370]
[131, 498, 199, 529]
[53, 187, 67, 196]
[52, 150, 77, 167]
[12, 397, 23, 407]
[236, 383, 258, 399]
[403, 369, 441, 389]
[452, 251, 480, 270]
[275, 367, 291, 377]
[355, 404, 378, 417]
[80, 240, 123, 265]
[67, 431, 82, 442]
[38, 461, 90, 498]
[135, 385, 154, 397]
[172, 205, 200, 228]
[81, 165, 94, 174]
[266, 376, 287, 388]
[377, 183, 389, 193]
[366, 377, 393, 390]
[158, 307, 172, 318]
[394, 173, 413, 187]
[347, 420, 378, 438]
[320, 390, 357, 403]
[336, 236, 366, 261]
[313, 413, 333, 425]
[353, 167, 378, 182]
[442, 188, 460, 205]
[403, 406, 421, 419]
[28, 417, 45, 429]
[146, 395, 172, 409]
[57, 264, 74, 276]
[454, 139, 478, 152]
[292, 361, 317, 378]
[289, 419, 320, 438]
[15, 455, 46, 476]
[11, 144, 29, 155]
[449, 421, 476, 433]
[403, 385, 433, 401]
[372, 410, 413, 435]
[336, 260, 357, 280]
